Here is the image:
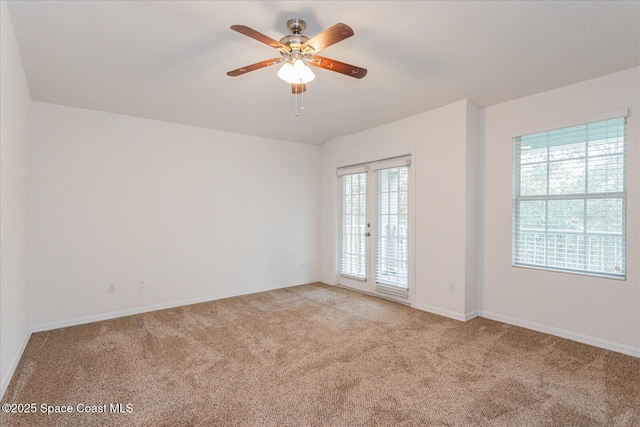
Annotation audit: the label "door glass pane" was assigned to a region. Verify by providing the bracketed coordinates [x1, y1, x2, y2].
[340, 173, 367, 279]
[376, 166, 409, 289]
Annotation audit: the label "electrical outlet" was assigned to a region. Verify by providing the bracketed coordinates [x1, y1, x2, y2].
[138, 279, 146, 289]
[448, 281, 455, 293]
[107, 284, 116, 293]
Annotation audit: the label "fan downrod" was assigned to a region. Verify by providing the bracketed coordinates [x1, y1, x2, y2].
[286, 19, 306, 35]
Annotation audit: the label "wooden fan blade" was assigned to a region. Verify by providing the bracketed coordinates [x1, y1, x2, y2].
[227, 57, 284, 77]
[301, 23, 354, 54]
[231, 25, 290, 52]
[308, 55, 367, 79]
[291, 83, 306, 94]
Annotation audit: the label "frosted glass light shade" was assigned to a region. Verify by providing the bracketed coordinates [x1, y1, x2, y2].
[277, 62, 294, 82]
[277, 60, 315, 84]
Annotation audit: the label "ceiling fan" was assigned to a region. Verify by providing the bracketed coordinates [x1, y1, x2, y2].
[227, 19, 367, 94]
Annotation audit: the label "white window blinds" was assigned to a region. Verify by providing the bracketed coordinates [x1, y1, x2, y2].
[339, 172, 367, 280]
[375, 162, 410, 294]
[512, 115, 627, 278]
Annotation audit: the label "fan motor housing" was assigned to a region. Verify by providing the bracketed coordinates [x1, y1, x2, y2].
[279, 34, 310, 52]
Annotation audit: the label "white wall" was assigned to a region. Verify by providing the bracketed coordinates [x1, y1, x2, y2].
[30, 102, 320, 328]
[320, 99, 479, 320]
[1, 0, 32, 396]
[480, 67, 640, 355]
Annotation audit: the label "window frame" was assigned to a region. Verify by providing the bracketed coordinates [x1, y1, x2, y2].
[511, 113, 627, 280]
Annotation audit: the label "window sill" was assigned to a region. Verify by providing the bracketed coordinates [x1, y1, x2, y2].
[512, 263, 626, 281]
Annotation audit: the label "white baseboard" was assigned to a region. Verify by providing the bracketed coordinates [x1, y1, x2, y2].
[32, 279, 321, 333]
[465, 310, 479, 321]
[480, 310, 640, 358]
[413, 303, 469, 322]
[1, 327, 32, 400]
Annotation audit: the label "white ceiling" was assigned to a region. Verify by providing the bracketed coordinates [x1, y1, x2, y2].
[6, 1, 639, 145]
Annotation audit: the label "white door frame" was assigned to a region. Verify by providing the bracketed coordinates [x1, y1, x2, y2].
[335, 152, 416, 306]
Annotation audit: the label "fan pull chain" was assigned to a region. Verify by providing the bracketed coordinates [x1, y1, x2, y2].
[294, 79, 305, 117]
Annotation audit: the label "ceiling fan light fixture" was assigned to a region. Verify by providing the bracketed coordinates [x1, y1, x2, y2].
[278, 59, 315, 84]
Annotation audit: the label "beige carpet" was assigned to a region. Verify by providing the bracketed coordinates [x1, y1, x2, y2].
[1, 283, 638, 426]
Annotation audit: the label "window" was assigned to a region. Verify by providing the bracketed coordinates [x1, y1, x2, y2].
[339, 171, 367, 279]
[375, 165, 409, 291]
[512, 114, 627, 279]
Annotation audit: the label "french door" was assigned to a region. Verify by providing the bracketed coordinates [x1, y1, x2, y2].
[338, 157, 411, 302]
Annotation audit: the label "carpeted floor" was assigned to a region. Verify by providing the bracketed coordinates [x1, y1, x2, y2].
[1, 283, 639, 426]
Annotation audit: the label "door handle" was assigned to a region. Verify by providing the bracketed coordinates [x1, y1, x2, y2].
[365, 232, 371, 237]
